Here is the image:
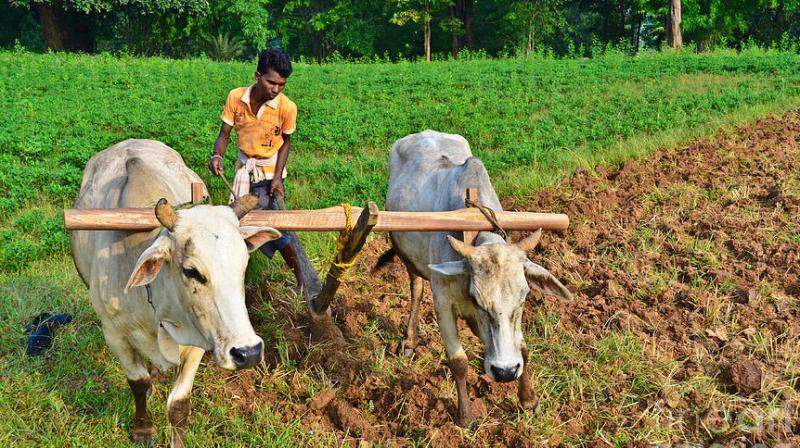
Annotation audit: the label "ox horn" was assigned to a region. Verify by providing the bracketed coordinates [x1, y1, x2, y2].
[155, 198, 177, 231]
[516, 228, 543, 252]
[230, 194, 259, 219]
[447, 235, 476, 258]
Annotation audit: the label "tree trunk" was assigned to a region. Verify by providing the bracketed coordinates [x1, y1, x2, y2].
[526, 22, 535, 58]
[463, 0, 473, 49]
[425, 20, 431, 62]
[35, 1, 65, 51]
[424, 0, 431, 62]
[633, 13, 643, 51]
[67, 11, 95, 52]
[619, 0, 626, 44]
[669, 0, 682, 49]
[450, 5, 459, 58]
[311, 31, 323, 63]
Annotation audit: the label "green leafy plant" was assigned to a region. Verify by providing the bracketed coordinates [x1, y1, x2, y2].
[205, 32, 245, 61]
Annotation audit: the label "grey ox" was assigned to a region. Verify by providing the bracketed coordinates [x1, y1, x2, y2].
[385, 130, 573, 425]
[71, 139, 281, 447]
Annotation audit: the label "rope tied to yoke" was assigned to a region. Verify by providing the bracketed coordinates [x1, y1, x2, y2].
[465, 196, 509, 241]
[332, 203, 357, 269]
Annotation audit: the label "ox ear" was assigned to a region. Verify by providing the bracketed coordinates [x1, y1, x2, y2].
[125, 235, 172, 293]
[429, 260, 469, 276]
[524, 260, 573, 300]
[239, 226, 282, 253]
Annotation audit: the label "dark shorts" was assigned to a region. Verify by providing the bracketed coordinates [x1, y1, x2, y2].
[250, 180, 291, 258]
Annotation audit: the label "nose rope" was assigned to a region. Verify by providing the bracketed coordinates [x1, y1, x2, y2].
[145, 284, 155, 312]
[465, 197, 508, 241]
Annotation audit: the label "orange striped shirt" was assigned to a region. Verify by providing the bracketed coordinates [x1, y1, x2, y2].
[221, 86, 297, 176]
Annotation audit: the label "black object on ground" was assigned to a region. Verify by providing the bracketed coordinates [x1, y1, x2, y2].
[24, 313, 73, 355]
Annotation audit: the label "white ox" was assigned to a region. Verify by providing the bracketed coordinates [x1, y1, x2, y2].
[385, 130, 572, 425]
[70, 139, 281, 447]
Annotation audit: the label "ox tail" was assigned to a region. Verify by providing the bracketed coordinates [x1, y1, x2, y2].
[373, 247, 397, 272]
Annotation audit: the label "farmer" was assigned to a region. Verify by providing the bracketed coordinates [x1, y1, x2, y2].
[209, 48, 319, 298]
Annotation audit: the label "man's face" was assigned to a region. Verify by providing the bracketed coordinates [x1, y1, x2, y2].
[255, 68, 287, 101]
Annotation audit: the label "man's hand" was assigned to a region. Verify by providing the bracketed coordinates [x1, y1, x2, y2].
[270, 178, 285, 198]
[209, 154, 223, 176]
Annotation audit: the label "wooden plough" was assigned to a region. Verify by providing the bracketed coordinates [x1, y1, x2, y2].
[64, 183, 569, 323]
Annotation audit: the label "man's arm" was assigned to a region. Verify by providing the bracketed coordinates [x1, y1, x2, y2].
[210, 122, 233, 175]
[269, 133, 291, 197]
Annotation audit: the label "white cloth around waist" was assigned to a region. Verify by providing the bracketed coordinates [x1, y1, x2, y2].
[230, 150, 287, 203]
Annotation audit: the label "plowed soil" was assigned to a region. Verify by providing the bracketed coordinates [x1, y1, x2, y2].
[234, 111, 800, 447]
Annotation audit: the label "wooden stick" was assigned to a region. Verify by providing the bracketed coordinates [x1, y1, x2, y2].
[311, 202, 379, 314]
[63, 207, 569, 232]
[463, 188, 478, 245]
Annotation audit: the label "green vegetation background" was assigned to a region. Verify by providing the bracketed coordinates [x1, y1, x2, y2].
[1, 48, 800, 446]
[2, 48, 800, 272]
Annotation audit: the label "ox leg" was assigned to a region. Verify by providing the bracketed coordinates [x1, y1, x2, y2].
[449, 353, 472, 427]
[401, 270, 425, 357]
[517, 345, 537, 410]
[432, 294, 473, 426]
[128, 377, 156, 444]
[101, 326, 155, 444]
[167, 346, 204, 448]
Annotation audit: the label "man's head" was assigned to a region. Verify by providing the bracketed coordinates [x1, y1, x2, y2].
[255, 49, 292, 101]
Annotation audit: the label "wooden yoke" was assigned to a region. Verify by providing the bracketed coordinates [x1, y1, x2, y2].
[64, 207, 569, 231]
[64, 182, 569, 343]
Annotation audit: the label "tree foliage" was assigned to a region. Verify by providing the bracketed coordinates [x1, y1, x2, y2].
[501, 0, 567, 57]
[3, 0, 800, 58]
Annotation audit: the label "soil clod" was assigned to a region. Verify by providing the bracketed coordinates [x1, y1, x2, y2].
[730, 359, 762, 396]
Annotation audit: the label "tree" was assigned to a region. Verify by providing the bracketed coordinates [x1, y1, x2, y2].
[681, 0, 773, 51]
[390, 0, 452, 62]
[440, 10, 463, 58]
[503, 0, 566, 57]
[443, 0, 474, 58]
[227, 0, 276, 51]
[10, 0, 208, 51]
[668, 0, 682, 48]
[247, 0, 385, 61]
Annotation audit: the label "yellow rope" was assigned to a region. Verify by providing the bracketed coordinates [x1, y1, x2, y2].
[332, 203, 357, 269]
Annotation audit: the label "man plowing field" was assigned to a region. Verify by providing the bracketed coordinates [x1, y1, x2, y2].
[209, 48, 319, 299]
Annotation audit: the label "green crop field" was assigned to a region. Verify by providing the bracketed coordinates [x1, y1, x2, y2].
[2, 48, 800, 446]
[2, 48, 800, 272]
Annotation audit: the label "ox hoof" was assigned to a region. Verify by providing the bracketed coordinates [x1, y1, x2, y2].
[131, 426, 156, 445]
[518, 390, 539, 412]
[455, 411, 475, 428]
[399, 340, 416, 357]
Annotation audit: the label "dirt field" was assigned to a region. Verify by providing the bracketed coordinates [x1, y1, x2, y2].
[232, 111, 800, 447]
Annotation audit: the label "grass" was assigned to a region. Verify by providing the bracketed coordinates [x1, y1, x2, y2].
[0, 254, 334, 447]
[2, 48, 800, 446]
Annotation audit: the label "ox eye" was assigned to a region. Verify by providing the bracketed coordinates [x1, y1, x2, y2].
[182, 267, 207, 284]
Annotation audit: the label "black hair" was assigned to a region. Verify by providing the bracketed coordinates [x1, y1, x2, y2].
[257, 48, 292, 78]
